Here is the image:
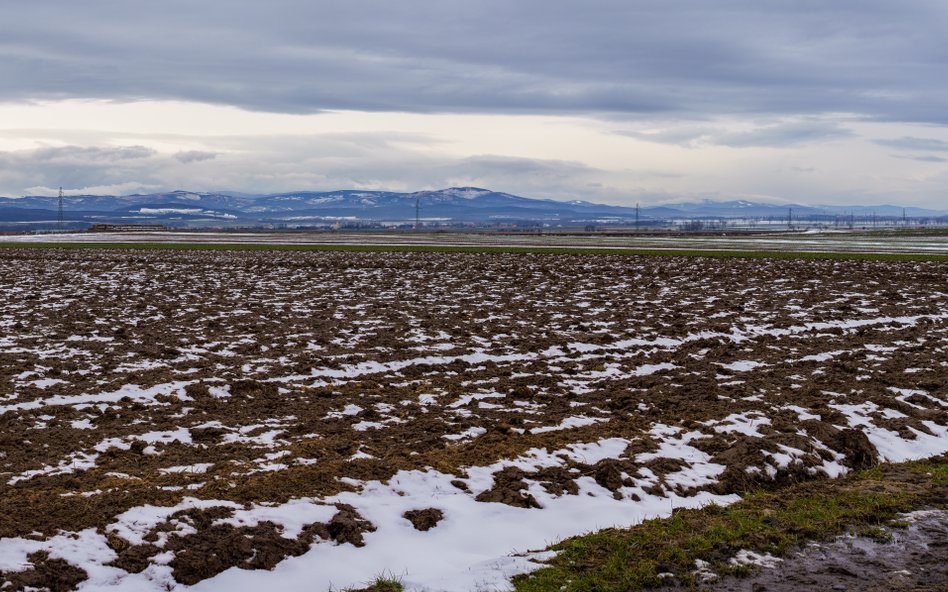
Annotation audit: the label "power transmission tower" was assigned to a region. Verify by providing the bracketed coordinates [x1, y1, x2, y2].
[58, 187, 64, 231]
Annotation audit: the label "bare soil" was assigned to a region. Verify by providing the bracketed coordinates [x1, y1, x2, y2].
[0, 248, 945, 587]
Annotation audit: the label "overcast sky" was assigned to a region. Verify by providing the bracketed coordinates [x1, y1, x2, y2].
[2, 1, 947, 207]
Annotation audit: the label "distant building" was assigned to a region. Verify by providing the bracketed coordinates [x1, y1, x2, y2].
[87, 224, 168, 233]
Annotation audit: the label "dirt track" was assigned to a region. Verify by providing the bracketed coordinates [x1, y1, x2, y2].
[0, 248, 945, 589]
[710, 509, 948, 592]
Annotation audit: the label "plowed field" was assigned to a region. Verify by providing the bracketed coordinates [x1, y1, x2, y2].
[0, 248, 945, 591]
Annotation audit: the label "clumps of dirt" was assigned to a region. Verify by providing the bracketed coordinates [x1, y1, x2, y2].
[184, 382, 211, 399]
[593, 460, 626, 491]
[534, 466, 580, 496]
[228, 380, 283, 411]
[3, 247, 948, 586]
[168, 520, 309, 585]
[0, 550, 88, 592]
[605, 392, 644, 413]
[318, 504, 378, 547]
[623, 436, 660, 457]
[642, 456, 687, 477]
[708, 436, 810, 494]
[189, 426, 228, 444]
[106, 504, 377, 585]
[699, 421, 882, 495]
[108, 542, 161, 574]
[403, 508, 444, 531]
[475, 467, 543, 508]
[801, 421, 879, 469]
[171, 506, 236, 530]
[831, 428, 879, 470]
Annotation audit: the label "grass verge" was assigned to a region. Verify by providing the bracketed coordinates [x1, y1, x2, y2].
[1, 241, 947, 262]
[513, 456, 946, 592]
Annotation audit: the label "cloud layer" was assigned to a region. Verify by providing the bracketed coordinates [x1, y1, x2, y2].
[1, 2, 947, 207]
[3, 1, 948, 122]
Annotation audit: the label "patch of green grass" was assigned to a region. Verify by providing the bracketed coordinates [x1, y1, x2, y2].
[342, 574, 404, 592]
[513, 458, 945, 592]
[1, 241, 947, 262]
[858, 525, 893, 543]
[366, 577, 403, 592]
[907, 458, 948, 486]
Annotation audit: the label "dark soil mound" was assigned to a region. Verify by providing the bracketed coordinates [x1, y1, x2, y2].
[476, 467, 542, 508]
[0, 551, 87, 592]
[403, 508, 444, 531]
[108, 543, 161, 574]
[323, 504, 377, 546]
[168, 521, 309, 585]
[831, 428, 879, 470]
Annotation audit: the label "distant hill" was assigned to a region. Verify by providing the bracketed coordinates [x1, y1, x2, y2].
[639, 199, 946, 219]
[0, 188, 944, 229]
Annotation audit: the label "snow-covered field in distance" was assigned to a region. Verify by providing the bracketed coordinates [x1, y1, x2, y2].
[2, 229, 948, 255]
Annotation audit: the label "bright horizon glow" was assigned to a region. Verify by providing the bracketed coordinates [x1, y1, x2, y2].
[1, 99, 946, 208]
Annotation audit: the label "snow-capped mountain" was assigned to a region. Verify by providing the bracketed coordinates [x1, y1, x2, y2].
[0, 187, 943, 229]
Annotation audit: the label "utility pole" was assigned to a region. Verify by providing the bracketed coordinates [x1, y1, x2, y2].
[58, 187, 64, 231]
[415, 196, 420, 230]
[788, 207, 792, 230]
[902, 208, 907, 226]
[635, 202, 640, 230]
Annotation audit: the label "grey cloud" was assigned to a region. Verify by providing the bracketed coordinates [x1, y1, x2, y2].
[174, 150, 217, 163]
[26, 181, 160, 196]
[2, 1, 948, 122]
[28, 145, 157, 163]
[0, 145, 156, 194]
[445, 155, 596, 177]
[714, 121, 855, 148]
[890, 154, 948, 162]
[0, 136, 609, 202]
[207, 132, 443, 156]
[617, 127, 717, 147]
[874, 136, 948, 151]
[3, 130, 945, 208]
[430, 155, 607, 200]
[620, 120, 854, 148]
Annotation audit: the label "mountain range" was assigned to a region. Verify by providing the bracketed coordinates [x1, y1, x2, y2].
[0, 187, 944, 230]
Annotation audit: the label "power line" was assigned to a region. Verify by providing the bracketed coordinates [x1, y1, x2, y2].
[58, 187, 64, 231]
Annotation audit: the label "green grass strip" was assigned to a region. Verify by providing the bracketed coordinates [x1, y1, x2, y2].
[513, 458, 945, 592]
[1, 241, 947, 262]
